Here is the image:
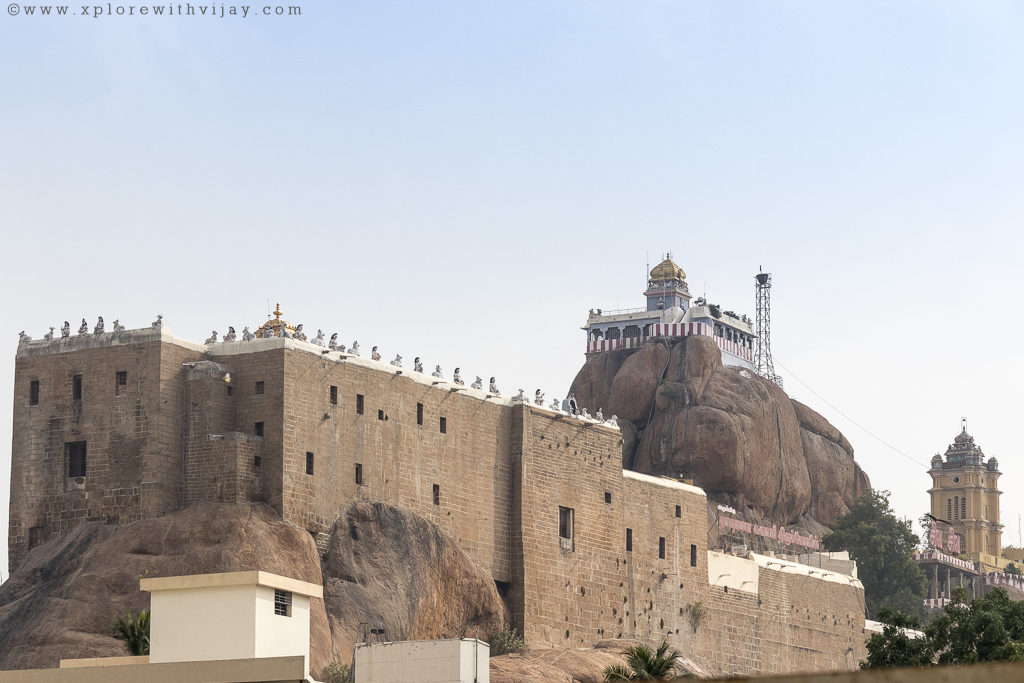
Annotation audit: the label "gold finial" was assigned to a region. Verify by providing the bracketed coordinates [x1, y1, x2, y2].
[254, 302, 296, 338]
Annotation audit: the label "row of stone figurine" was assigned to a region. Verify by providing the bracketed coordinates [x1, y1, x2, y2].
[203, 328, 617, 424]
[17, 319, 617, 426]
[19, 315, 164, 343]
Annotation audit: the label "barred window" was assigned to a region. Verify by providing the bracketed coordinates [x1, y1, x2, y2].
[29, 380, 39, 406]
[274, 589, 292, 617]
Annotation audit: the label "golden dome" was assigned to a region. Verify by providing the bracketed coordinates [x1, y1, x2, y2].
[650, 257, 686, 282]
[254, 303, 297, 338]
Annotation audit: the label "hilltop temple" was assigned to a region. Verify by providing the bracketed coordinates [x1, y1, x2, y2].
[583, 255, 755, 368]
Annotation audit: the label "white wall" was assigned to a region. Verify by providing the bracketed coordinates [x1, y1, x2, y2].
[149, 585, 256, 663]
[707, 551, 760, 594]
[254, 585, 311, 674]
[355, 639, 489, 683]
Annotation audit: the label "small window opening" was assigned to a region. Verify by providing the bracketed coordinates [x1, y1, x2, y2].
[417, 402, 423, 425]
[559, 506, 574, 551]
[67, 441, 87, 478]
[274, 589, 292, 617]
[29, 380, 39, 406]
[115, 371, 127, 396]
[72, 374, 83, 401]
[329, 385, 338, 405]
[439, 416, 447, 434]
[433, 483, 440, 506]
[355, 463, 363, 485]
[626, 528, 633, 552]
[659, 537, 666, 559]
[29, 526, 44, 549]
[253, 455, 262, 468]
[226, 385, 233, 396]
[675, 505, 681, 518]
[378, 409, 384, 421]
[356, 394, 364, 414]
[961, 497, 967, 519]
[305, 452, 314, 475]
[604, 491, 612, 504]
[254, 422, 264, 437]
[690, 544, 697, 567]
[255, 381, 265, 395]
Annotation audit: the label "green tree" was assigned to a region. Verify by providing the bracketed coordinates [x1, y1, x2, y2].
[929, 588, 1024, 664]
[823, 490, 927, 618]
[863, 588, 1024, 668]
[861, 607, 932, 669]
[604, 641, 687, 681]
[112, 610, 150, 656]
[1005, 562, 1022, 576]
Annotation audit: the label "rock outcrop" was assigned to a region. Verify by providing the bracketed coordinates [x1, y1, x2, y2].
[322, 501, 506, 659]
[0, 500, 506, 674]
[570, 336, 869, 531]
[0, 502, 331, 671]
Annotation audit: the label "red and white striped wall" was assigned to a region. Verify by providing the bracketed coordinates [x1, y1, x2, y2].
[585, 337, 645, 353]
[984, 572, 1024, 592]
[713, 337, 754, 362]
[586, 321, 754, 362]
[648, 322, 711, 338]
[924, 598, 950, 609]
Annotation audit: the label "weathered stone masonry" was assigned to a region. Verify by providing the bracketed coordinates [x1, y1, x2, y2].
[9, 327, 866, 676]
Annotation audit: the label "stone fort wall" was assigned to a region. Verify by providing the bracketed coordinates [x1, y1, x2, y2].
[9, 329, 866, 676]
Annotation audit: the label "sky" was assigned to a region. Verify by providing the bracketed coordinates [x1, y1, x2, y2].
[2, 1, 1024, 577]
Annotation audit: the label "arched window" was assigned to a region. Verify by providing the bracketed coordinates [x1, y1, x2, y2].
[606, 327, 621, 341]
[623, 325, 642, 340]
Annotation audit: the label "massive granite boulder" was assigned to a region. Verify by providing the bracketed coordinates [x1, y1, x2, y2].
[570, 336, 869, 531]
[0, 501, 332, 671]
[322, 501, 506, 659]
[0, 500, 506, 675]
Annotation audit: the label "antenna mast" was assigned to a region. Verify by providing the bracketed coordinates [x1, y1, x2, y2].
[754, 268, 783, 387]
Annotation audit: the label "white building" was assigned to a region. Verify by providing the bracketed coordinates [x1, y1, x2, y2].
[584, 255, 755, 368]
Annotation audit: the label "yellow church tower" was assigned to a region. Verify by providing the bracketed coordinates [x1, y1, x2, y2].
[928, 420, 1003, 569]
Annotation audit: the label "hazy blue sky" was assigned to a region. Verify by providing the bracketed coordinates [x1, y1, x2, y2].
[3, 1, 1024, 575]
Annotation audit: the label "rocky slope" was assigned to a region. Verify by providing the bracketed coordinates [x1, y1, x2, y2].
[322, 501, 505, 659]
[569, 336, 869, 531]
[0, 501, 505, 673]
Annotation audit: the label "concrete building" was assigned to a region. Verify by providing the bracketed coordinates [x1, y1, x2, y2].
[583, 255, 755, 368]
[354, 639, 488, 683]
[0, 571, 316, 683]
[9, 312, 867, 676]
[142, 571, 322, 676]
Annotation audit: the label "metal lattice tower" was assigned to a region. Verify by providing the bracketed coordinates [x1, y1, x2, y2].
[754, 269, 782, 387]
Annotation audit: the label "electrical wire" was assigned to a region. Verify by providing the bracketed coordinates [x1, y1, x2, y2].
[774, 358, 929, 469]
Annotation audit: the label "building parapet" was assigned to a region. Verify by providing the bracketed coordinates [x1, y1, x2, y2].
[983, 572, 1024, 593]
[622, 469, 706, 498]
[585, 321, 754, 363]
[915, 548, 977, 572]
[16, 325, 206, 357]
